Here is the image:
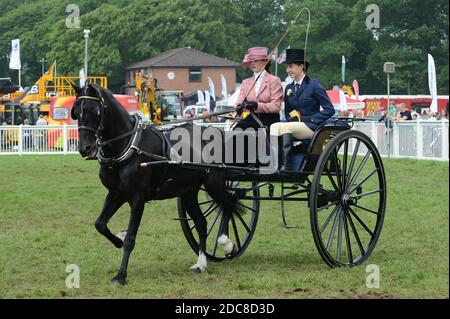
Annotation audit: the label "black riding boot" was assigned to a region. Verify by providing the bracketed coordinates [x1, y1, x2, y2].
[279, 134, 293, 171]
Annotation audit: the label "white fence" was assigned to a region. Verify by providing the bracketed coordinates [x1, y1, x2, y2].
[0, 121, 448, 161]
[0, 125, 79, 155]
[353, 121, 449, 161]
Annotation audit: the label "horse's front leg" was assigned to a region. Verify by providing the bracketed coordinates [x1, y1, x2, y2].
[111, 195, 145, 285]
[95, 192, 126, 248]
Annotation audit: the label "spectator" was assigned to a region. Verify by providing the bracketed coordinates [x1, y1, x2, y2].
[34, 114, 47, 150]
[395, 103, 412, 121]
[411, 112, 420, 121]
[387, 100, 397, 119]
[338, 110, 350, 118]
[36, 114, 48, 126]
[355, 110, 364, 119]
[381, 108, 394, 129]
[440, 110, 448, 121]
[428, 112, 437, 121]
[202, 110, 211, 123]
[23, 119, 32, 150]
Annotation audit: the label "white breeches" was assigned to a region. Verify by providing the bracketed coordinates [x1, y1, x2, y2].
[270, 122, 314, 140]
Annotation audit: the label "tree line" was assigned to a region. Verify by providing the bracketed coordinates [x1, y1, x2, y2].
[0, 0, 448, 95]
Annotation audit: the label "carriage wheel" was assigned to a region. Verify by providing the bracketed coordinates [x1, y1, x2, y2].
[310, 130, 386, 267]
[178, 181, 260, 261]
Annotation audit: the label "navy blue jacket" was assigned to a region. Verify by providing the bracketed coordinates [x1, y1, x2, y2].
[284, 76, 335, 131]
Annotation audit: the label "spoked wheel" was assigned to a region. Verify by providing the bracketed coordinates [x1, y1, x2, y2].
[310, 130, 386, 267]
[178, 181, 260, 261]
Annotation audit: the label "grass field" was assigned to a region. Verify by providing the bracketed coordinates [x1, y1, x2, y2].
[0, 155, 448, 298]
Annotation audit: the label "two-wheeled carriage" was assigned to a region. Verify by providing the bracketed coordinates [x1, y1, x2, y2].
[176, 119, 386, 267]
[71, 83, 386, 284]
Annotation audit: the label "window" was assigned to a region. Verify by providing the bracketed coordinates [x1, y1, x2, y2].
[53, 107, 69, 120]
[189, 67, 201, 82]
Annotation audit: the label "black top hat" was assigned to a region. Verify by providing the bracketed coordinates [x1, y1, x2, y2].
[284, 49, 309, 67]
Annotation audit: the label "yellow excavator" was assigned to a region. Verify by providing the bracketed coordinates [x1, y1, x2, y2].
[1, 63, 107, 125]
[134, 72, 183, 124]
[19, 63, 107, 123]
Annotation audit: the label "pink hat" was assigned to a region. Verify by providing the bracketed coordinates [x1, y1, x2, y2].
[240, 47, 270, 68]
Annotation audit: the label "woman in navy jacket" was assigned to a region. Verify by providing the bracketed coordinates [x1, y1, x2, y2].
[270, 49, 335, 170]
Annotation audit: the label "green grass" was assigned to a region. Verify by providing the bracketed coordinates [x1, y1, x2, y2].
[0, 155, 448, 298]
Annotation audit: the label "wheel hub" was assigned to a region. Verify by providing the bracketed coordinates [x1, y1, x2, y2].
[342, 194, 357, 206]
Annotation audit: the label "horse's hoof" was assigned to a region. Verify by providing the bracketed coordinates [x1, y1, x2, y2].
[190, 264, 206, 273]
[218, 235, 234, 255]
[111, 276, 126, 286]
[226, 244, 238, 258]
[113, 240, 123, 249]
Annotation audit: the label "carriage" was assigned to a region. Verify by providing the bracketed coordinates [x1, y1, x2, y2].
[163, 118, 387, 268]
[71, 83, 386, 284]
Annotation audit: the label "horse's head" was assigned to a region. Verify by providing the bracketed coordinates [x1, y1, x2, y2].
[71, 82, 105, 159]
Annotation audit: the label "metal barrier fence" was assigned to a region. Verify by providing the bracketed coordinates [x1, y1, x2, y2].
[0, 121, 448, 160]
[353, 120, 449, 160]
[0, 125, 79, 155]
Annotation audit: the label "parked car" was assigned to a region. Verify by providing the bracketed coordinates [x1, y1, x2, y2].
[183, 105, 208, 118]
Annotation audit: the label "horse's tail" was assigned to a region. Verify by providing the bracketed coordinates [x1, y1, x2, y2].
[203, 171, 245, 218]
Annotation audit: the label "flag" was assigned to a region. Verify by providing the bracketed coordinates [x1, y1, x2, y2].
[204, 90, 210, 112]
[339, 89, 348, 111]
[197, 90, 205, 105]
[352, 80, 359, 99]
[9, 39, 21, 70]
[428, 54, 438, 113]
[220, 74, 228, 98]
[20, 63, 55, 104]
[341, 55, 346, 83]
[79, 68, 86, 88]
[42, 62, 54, 82]
[276, 46, 290, 64]
[270, 48, 277, 62]
[208, 76, 215, 101]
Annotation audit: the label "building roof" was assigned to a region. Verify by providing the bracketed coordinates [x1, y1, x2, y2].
[126, 47, 239, 69]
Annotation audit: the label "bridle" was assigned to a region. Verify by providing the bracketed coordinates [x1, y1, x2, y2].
[76, 95, 105, 136]
[75, 93, 139, 159]
[75, 90, 168, 167]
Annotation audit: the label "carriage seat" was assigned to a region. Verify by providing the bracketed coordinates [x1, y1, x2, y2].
[289, 119, 351, 171]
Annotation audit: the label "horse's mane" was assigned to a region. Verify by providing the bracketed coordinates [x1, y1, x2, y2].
[91, 83, 134, 122]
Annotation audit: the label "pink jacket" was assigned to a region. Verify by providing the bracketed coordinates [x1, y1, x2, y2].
[235, 72, 283, 113]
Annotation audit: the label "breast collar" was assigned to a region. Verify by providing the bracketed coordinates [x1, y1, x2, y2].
[97, 114, 145, 167]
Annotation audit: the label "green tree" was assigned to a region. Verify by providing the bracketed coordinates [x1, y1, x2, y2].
[355, 0, 449, 94]
[1, 0, 448, 95]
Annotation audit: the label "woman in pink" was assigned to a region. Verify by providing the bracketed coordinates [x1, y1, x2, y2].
[235, 47, 283, 130]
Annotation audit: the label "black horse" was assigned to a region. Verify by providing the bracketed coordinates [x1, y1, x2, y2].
[70, 83, 241, 285]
